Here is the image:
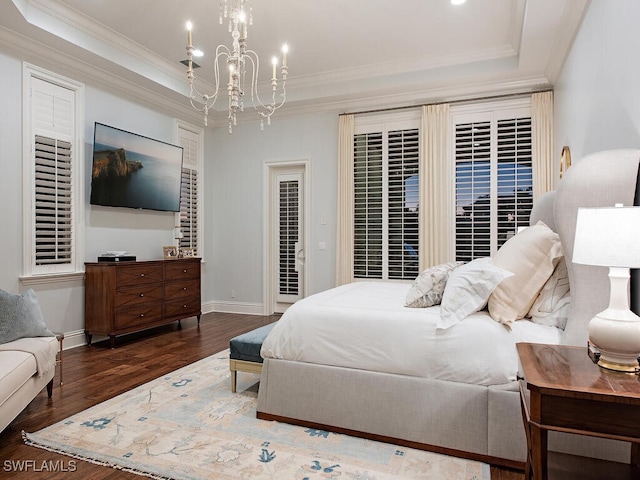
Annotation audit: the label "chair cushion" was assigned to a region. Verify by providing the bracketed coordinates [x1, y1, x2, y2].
[230, 323, 277, 363]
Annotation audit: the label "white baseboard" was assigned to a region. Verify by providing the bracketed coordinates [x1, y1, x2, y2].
[206, 300, 264, 316]
[60, 329, 88, 350]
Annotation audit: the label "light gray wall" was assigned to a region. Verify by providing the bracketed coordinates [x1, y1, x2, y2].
[84, 86, 180, 262]
[554, 0, 640, 162]
[1, 41, 339, 343]
[0, 49, 199, 345]
[205, 112, 339, 310]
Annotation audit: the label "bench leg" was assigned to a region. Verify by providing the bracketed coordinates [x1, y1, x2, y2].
[231, 369, 237, 393]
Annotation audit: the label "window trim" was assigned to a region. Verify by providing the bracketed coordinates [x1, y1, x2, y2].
[21, 63, 85, 281]
[450, 98, 533, 260]
[353, 110, 421, 281]
[175, 119, 204, 259]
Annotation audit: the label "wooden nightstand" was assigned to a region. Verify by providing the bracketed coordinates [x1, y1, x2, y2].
[517, 343, 640, 480]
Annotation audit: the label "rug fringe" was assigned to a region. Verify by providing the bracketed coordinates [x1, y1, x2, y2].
[22, 431, 171, 480]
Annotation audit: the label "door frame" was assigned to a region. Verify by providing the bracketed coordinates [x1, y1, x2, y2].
[263, 159, 310, 315]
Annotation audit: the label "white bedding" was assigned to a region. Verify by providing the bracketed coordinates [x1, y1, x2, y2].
[261, 282, 562, 386]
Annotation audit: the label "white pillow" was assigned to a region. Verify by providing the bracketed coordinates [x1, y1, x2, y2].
[488, 221, 563, 326]
[527, 256, 570, 329]
[438, 257, 512, 329]
[405, 262, 464, 308]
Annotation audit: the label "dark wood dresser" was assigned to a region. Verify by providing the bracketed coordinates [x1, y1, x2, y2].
[84, 258, 201, 347]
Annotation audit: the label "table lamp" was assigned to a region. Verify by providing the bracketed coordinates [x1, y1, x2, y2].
[572, 204, 640, 372]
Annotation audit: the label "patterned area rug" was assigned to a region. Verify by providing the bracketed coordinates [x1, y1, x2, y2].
[24, 350, 489, 480]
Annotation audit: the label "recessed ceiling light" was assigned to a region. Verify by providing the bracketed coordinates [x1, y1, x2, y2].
[451, 0, 467, 5]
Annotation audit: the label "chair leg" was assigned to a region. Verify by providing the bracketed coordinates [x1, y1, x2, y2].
[46, 378, 53, 398]
[231, 369, 237, 393]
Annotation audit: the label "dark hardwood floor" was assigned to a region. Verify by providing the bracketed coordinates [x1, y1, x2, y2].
[0, 311, 523, 479]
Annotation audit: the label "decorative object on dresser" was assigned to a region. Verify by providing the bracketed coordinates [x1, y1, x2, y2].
[84, 258, 201, 347]
[162, 245, 179, 259]
[572, 204, 640, 372]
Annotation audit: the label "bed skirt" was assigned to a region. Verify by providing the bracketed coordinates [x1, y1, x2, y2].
[257, 358, 630, 469]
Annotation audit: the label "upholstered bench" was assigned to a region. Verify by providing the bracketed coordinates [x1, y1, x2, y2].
[229, 322, 276, 392]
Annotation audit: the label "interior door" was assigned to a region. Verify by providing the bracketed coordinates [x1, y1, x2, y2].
[273, 169, 304, 312]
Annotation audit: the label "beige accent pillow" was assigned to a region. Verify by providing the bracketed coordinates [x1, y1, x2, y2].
[488, 221, 562, 326]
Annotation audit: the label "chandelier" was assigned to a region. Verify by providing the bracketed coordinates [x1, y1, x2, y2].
[184, 0, 289, 133]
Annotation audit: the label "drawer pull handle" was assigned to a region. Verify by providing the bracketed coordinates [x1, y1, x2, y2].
[183, 269, 187, 273]
[183, 287, 187, 291]
[140, 314, 145, 318]
[140, 293, 144, 297]
[140, 273, 145, 277]
[183, 304, 188, 308]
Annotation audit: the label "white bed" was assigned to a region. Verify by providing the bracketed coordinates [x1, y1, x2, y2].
[262, 281, 561, 386]
[257, 149, 640, 469]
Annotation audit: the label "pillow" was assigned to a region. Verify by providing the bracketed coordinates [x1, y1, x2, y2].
[438, 257, 512, 329]
[0, 289, 54, 344]
[405, 262, 464, 308]
[527, 256, 570, 329]
[488, 221, 563, 326]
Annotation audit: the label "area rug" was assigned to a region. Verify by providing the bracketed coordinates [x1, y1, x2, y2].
[24, 349, 490, 480]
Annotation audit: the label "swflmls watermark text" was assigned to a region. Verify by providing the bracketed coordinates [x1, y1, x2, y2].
[3, 459, 78, 473]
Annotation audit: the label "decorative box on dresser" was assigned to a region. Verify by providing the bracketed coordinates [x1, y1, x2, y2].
[84, 258, 201, 347]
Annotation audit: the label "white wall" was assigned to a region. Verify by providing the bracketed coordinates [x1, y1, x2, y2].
[554, 0, 640, 162]
[205, 112, 339, 311]
[84, 87, 180, 262]
[0, 49, 198, 346]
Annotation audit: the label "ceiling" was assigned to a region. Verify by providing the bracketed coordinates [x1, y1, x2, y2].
[0, 0, 589, 126]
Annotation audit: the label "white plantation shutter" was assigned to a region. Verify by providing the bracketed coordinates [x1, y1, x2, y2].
[354, 132, 383, 278]
[34, 136, 72, 265]
[387, 129, 420, 279]
[353, 119, 420, 280]
[277, 174, 303, 302]
[28, 75, 79, 273]
[177, 124, 202, 254]
[453, 104, 532, 262]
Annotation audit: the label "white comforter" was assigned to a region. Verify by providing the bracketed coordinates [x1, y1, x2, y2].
[261, 282, 562, 386]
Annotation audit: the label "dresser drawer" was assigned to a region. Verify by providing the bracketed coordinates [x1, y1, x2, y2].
[165, 279, 200, 301]
[115, 304, 163, 329]
[116, 263, 164, 287]
[164, 296, 201, 319]
[165, 261, 200, 280]
[116, 284, 164, 309]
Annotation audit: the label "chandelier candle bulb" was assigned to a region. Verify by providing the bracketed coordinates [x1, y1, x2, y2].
[272, 56, 277, 80]
[183, 0, 290, 131]
[186, 21, 192, 46]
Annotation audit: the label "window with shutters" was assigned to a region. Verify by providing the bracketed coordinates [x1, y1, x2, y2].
[452, 102, 532, 262]
[353, 115, 420, 281]
[23, 65, 84, 277]
[176, 121, 203, 256]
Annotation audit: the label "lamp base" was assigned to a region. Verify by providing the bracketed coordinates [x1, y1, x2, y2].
[588, 343, 639, 373]
[588, 309, 640, 373]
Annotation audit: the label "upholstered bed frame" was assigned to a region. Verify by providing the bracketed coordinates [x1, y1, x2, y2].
[257, 150, 640, 469]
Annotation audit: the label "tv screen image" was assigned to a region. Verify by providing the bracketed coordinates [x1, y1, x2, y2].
[90, 123, 183, 212]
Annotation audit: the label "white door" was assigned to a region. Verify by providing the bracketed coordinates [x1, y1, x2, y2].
[271, 167, 305, 312]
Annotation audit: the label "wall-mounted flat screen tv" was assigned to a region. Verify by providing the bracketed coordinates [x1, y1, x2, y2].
[90, 122, 183, 212]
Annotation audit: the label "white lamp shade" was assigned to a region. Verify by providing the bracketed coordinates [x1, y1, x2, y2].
[573, 206, 640, 268]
